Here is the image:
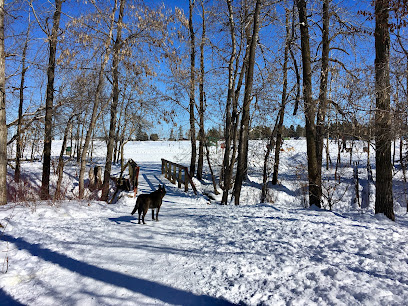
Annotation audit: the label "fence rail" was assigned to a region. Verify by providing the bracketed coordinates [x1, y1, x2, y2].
[161, 159, 197, 195]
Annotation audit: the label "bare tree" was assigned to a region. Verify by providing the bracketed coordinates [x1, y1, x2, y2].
[197, 0, 206, 180]
[77, 0, 118, 199]
[221, 0, 249, 205]
[188, 0, 197, 177]
[374, 0, 394, 220]
[272, 8, 292, 186]
[316, 0, 330, 178]
[233, 0, 261, 205]
[0, 0, 6, 205]
[32, 0, 64, 200]
[296, 0, 321, 208]
[221, 0, 238, 205]
[101, 0, 125, 201]
[15, 23, 30, 182]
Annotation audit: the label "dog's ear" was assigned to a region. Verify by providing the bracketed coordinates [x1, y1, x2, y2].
[158, 184, 161, 189]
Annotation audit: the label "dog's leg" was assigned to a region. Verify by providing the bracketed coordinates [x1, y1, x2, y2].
[142, 211, 146, 224]
[138, 212, 141, 224]
[152, 209, 155, 220]
[156, 207, 160, 221]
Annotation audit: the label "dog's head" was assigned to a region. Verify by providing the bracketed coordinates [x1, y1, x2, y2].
[158, 184, 166, 197]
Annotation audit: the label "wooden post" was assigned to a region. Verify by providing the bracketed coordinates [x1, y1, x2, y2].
[354, 161, 360, 207]
[172, 163, 177, 184]
[185, 167, 198, 194]
[167, 161, 170, 180]
[184, 167, 189, 192]
[134, 166, 140, 195]
[169, 162, 172, 182]
[178, 166, 182, 188]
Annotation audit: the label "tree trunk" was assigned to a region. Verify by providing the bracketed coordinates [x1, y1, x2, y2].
[233, 0, 261, 205]
[204, 141, 219, 195]
[41, 0, 63, 200]
[405, 60, 408, 212]
[55, 116, 73, 200]
[15, 26, 30, 182]
[74, 116, 80, 160]
[272, 8, 291, 186]
[197, 0, 206, 180]
[188, 0, 197, 177]
[221, 0, 250, 204]
[296, 0, 321, 208]
[335, 134, 341, 181]
[0, 0, 6, 205]
[374, 0, 394, 220]
[221, 0, 237, 205]
[77, 122, 84, 162]
[101, 0, 125, 201]
[261, 116, 279, 203]
[316, 0, 330, 176]
[79, 1, 117, 199]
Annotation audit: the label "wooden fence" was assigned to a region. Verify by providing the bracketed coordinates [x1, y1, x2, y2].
[161, 159, 197, 195]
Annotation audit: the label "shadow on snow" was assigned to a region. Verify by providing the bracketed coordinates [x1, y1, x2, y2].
[3, 234, 235, 306]
[0, 287, 26, 306]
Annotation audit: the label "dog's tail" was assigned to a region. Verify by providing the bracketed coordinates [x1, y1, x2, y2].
[131, 198, 139, 215]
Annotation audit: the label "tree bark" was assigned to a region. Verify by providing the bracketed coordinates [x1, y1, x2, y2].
[296, 0, 321, 208]
[101, 0, 125, 201]
[41, 0, 63, 200]
[188, 0, 197, 177]
[233, 0, 261, 205]
[0, 0, 6, 205]
[374, 0, 394, 220]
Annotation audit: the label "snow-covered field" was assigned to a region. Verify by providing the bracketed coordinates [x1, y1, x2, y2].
[1, 140, 408, 305]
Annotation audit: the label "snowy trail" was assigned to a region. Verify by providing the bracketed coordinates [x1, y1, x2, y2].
[2, 163, 408, 305]
[1, 163, 234, 305]
[2, 141, 408, 305]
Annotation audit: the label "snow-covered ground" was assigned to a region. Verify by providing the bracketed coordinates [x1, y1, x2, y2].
[1, 140, 408, 305]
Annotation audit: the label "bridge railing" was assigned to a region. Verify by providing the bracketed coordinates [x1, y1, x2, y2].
[161, 159, 197, 195]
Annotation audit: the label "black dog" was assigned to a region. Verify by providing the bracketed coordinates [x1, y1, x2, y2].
[131, 185, 166, 224]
